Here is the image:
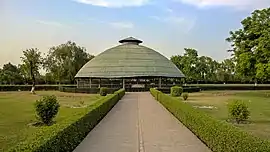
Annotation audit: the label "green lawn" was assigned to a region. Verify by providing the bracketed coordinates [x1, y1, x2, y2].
[0, 91, 101, 151]
[182, 90, 270, 140]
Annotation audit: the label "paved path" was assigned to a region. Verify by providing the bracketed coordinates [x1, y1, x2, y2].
[74, 92, 211, 152]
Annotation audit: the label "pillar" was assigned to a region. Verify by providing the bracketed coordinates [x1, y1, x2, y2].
[159, 77, 162, 88]
[76, 79, 79, 88]
[89, 78, 92, 88]
[99, 79, 101, 88]
[123, 78, 125, 89]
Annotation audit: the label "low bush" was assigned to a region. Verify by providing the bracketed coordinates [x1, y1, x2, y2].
[170, 86, 183, 97]
[100, 87, 108, 96]
[35, 95, 60, 125]
[59, 87, 119, 94]
[150, 88, 270, 152]
[182, 93, 188, 101]
[158, 87, 201, 94]
[10, 89, 125, 152]
[228, 100, 250, 124]
[0, 85, 74, 92]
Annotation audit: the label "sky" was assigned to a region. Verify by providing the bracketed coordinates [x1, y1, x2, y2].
[1, 0, 270, 67]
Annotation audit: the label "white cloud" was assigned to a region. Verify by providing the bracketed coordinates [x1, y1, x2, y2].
[150, 15, 196, 33]
[36, 20, 70, 28]
[88, 18, 134, 29]
[73, 0, 149, 8]
[165, 8, 174, 13]
[175, 0, 270, 10]
[109, 22, 134, 29]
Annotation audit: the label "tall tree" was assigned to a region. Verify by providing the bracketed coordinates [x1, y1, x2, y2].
[171, 48, 200, 82]
[21, 48, 42, 93]
[226, 7, 270, 82]
[44, 41, 94, 84]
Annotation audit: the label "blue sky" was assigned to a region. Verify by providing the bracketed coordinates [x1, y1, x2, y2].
[1, 0, 269, 67]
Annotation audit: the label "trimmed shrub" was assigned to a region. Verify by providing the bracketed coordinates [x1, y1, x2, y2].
[150, 88, 270, 152]
[35, 95, 60, 125]
[170, 86, 183, 97]
[158, 87, 201, 94]
[100, 87, 108, 96]
[182, 93, 188, 101]
[10, 89, 125, 152]
[228, 100, 250, 124]
[59, 87, 119, 94]
[0, 85, 73, 92]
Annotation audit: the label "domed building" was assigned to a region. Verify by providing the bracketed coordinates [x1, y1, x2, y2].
[75, 37, 185, 91]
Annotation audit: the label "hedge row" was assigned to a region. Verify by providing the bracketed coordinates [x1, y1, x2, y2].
[9, 89, 125, 152]
[2, 84, 270, 92]
[150, 88, 270, 152]
[196, 85, 270, 91]
[59, 87, 120, 94]
[158, 87, 201, 94]
[0, 85, 75, 91]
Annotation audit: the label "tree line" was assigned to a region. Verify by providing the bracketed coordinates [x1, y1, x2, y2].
[0, 41, 94, 92]
[0, 7, 269, 88]
[171, 7, 270, 84]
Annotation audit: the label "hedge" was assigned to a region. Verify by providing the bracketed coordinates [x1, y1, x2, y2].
[9, 89, 125, 152]
[59, 87, 119, 94]
[0, 85, 75, 92]
[150, 88, 270, 152]
[158, 87, 201, 94]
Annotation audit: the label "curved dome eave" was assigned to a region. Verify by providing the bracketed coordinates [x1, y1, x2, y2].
[75, 72, 185, 79]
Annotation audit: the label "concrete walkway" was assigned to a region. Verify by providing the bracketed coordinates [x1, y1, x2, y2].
[74, 92, 211, 152]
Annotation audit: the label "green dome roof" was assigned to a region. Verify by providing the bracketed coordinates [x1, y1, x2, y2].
[75, 37, 185, 78]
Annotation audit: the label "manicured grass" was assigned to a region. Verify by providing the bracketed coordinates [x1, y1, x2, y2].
[0, 91, 101, 151]
[183, 90, 270, 140]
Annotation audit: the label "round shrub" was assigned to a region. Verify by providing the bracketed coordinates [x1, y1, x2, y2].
[100, 87, 108, 96]
[182, 93, 189, 101]
[35, 95, 60, 125]
[228, 100, 250, 124]
[170, 86, 183, 97]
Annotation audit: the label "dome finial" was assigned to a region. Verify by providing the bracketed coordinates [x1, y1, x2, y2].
[119, 37, 143, 45]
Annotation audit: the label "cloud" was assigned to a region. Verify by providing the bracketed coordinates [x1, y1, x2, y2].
[88, 18, 134, 29]
[36, 20, 70, 28]
[174, 0, 270, 10]
[73, 0, 150, 8]
[109, 22, 134, 29]
[150, 15, 196, 33]
[165, 8, 174, 13]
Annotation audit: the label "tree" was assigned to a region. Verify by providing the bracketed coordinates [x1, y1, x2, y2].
[44, 41, 94, 84]
[21, 48, 43, 93]
[171, 48, 200, 82]
[226, 8, 270, 82]
[0, 63, 23, 84]
[171, 48, 224, 83]
[18, 64, 30, 84]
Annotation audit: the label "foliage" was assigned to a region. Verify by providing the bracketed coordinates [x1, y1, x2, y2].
[59, 87, 118, 94]
[170, 86, 183, 97]
[0, 85, 75, 91]
[228, 100, 250, 124]
[21, 48, 43, 92]
[0, 63, 24, 84]
[35, 95, 60, 125]
[182, 93, 188, 100]
[9, 89, 125, 152]
[44, 41, 94, 84]
[171, 49, 236, 83]
[100, 87, 108, 96]
[150, 88, 270, 152]
[226, 8, 270, 82]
